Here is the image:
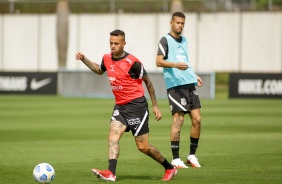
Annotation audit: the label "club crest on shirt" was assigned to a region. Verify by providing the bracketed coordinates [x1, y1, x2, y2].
[180, 98, 187, 106]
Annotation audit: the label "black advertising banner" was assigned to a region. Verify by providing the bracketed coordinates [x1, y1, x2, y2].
[229, 73, 282, 98]
[0, 72, 57, 95]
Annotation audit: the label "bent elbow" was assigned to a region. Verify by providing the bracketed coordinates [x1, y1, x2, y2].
[156, 61, 162, 67]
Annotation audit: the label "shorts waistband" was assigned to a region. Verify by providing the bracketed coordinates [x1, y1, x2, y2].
[167, 84, 196, 91]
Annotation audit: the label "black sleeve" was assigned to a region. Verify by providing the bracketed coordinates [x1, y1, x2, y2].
[128, 62, 147, 79]
[157, 37, 168, 59]
[100, 59, 106, 72]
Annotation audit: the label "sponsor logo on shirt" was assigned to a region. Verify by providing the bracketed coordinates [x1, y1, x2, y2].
[111, 85, 123, 90]
[108, 77, 115, 83]
[176, 55, 187, 62]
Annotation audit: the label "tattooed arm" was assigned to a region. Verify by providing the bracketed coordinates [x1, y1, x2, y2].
[75, 52, 104, 75]
[142, 75, 162, 121]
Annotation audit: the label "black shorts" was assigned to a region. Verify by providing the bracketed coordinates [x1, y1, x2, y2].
[167, 84, 201, 115]
[111, 96, 149, 136]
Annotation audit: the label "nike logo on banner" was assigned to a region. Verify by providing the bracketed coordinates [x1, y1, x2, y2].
[30, 78, 52, 90]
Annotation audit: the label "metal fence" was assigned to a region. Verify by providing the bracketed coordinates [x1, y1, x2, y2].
[0, 0, 281, 14]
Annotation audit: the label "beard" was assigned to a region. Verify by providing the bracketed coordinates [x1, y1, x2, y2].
[174, 29, 182, 35]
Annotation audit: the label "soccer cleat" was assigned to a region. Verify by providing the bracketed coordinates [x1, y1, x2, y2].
[187, 155, 201, 168]
[171, 158, 188, 168]
[162, 167, 177, 181]
[92, 169, 116, 182]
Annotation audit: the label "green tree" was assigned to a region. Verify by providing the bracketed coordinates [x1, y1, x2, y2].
[257, 0, 282, 9]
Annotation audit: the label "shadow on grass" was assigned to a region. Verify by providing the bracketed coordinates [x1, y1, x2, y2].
[91, 174, 159, 182]
[118, 174, 159, 181]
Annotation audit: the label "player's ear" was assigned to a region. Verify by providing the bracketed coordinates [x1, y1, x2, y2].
[123, 41, 126, 46]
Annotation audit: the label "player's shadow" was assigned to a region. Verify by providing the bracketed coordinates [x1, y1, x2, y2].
[118, 174, 159, 181]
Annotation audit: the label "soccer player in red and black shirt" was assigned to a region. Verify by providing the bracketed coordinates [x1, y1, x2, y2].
[76, 29, 177, 181]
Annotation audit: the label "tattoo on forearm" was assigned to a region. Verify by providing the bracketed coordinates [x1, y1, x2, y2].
[143, 76, 158, 106]
[81, 57, 102, 74]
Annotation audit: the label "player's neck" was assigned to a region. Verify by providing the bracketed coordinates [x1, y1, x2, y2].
[170, 32, 181, 39]
[113, 51, 125, 58]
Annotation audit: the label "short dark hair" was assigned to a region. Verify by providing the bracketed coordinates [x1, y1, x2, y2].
[110, 29, 125, 40]
[172, 12, 185, 19]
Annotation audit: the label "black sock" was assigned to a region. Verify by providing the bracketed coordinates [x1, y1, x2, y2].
[161, 159, 174, 170]
[190, 137, 199, 155]
[108, 159, 117, 175]
[171, 141, 180, 159]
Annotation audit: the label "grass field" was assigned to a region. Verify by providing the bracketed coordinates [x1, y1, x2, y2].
[1, 94, 282, 184]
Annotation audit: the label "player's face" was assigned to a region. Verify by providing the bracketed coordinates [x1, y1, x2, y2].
[110, 35, 126, 56]
[170, 16, 185, 35]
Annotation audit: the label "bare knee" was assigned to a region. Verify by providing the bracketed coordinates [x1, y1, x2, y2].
[137, 145, 149, 154]
[135, 133, 151, 154]
[192, 116, 201, 128]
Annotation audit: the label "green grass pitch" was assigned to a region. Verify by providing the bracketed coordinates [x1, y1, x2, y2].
[0, 95, 282, 184]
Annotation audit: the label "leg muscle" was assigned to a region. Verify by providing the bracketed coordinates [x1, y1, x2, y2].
[108, 120, 127, 159]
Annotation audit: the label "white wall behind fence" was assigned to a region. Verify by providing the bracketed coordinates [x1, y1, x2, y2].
[241, 12, 282, 72]
[197, 13, 241, 72]
[0, 12, 281, 72]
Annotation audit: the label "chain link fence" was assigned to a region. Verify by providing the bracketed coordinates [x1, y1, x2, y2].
[0, 0, 281, 14]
